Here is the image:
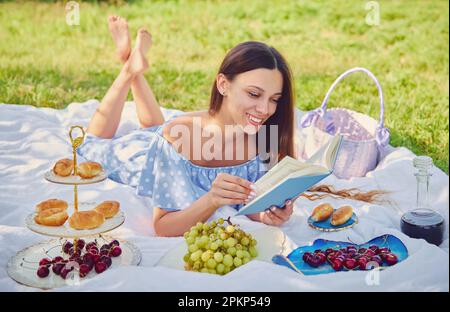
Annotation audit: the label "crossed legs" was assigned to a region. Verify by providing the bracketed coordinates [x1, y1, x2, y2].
[86, 16, 165, 139]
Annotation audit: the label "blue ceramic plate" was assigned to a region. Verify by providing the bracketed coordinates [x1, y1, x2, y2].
[308, 211, 358, 232]
[272, 234, 408, 275]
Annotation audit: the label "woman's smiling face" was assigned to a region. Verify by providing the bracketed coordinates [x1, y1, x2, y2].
[217, 68, 283, 135]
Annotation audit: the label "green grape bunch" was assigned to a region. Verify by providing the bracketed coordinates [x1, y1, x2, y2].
[183, 217, 258, 275]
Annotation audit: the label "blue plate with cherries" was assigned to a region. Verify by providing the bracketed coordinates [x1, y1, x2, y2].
[272, 234, 408, 275]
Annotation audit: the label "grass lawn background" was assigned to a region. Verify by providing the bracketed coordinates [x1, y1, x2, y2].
[0, 0, 448, 173]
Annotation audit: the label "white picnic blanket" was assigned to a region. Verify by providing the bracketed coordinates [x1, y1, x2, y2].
[0, 100, 448, 292]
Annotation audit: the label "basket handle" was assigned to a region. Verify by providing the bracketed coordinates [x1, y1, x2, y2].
[300, 67, 390, 147]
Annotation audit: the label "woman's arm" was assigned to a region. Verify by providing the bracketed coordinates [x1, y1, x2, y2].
[153, 193, 218, 237]
[153, 173, 254, 237]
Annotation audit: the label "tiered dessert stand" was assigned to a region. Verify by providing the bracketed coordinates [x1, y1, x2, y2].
[7, 126, 141, 289]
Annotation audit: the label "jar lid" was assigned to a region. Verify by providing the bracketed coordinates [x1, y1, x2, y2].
[401, 209, 444, 227]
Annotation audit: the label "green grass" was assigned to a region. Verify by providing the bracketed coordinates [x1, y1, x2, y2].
[0, 0, 448, 173]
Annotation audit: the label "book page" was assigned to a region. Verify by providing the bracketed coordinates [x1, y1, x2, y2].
[253, 136, 342, 197]
[305, 135, 342, 170]
[325, 135, 342, 169]
[255, 157, 304, 193]
[250, 164, 329, 203]
[255, 157, 327, 195]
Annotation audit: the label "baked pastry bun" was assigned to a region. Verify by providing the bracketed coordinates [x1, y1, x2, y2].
[69, 210, 105, 230]
[77, 161, 103, 179]
[331, 205, 353, 226]
[94, 200, 120, 219]
[36, 199, 68, 213]
[35, 208, 68, 226]
[311, 203, 334, 222]
[53, 158, 74, 177]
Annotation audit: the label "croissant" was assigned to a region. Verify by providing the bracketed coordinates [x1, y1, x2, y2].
[53, 159, 74, 177]
[69, 210, 105, 230]
[77, 161, 103, 179]
[311, 203, 334, 222]
[331, 205, 353, 226]
[36, 199, 68, 213]
[35, 208, 68, 226]
[94, 200, 120, 219]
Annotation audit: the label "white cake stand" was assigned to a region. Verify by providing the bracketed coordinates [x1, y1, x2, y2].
[8, 125, 141, 289]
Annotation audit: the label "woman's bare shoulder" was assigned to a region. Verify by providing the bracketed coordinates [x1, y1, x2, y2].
[162, 110, 207, 145]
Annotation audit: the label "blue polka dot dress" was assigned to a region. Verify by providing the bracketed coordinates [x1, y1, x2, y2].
[77, 114, 268, 212]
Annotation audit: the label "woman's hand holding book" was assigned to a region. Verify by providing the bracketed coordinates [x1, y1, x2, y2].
[259, 199, 294, 226]
[207, 173, 257, 209]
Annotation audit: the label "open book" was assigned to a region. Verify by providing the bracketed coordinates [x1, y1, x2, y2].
[235, 135, 343, 216]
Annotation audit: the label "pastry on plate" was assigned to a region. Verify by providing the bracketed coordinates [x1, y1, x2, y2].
[69, 210, 105, 230]
[77, 161, 103, 179]
[35, 207, 69, 226]
[311, 203, 334, 222]
[94, 200, 120, 219]
[53, 158, 74, 177]
[331, 205, 353, 226]
[35, 199, 68, 213]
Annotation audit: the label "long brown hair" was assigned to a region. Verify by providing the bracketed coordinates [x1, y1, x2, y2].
[303, 185, 390, 204]
[208, 41, 295, 163]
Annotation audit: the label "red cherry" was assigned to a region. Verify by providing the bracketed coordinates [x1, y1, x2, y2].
[308, 256, 322, 268]
[83, 258, 95, 270]
[85, 242, 95, 250]
[95, 261, 107, 274]
[69, 255, 82, 266]
[109, 240, 120, 248]
[100, 255, 112, 268]
[371, 255, 383, 265]
[110, 246, 122, 257]
[325, 248, 334, 255]
[302, 252, 312, 262]
[358, 247, 367, 254]
[378, 247, 390, 254]
[92, 254, 101, 264]
[60, 267, 73, 280]
[89, 247, 99, 255]
[316, 252, 326, 264]
[385, 253, 398, 266]
[358, 257, 369, 270]
[79, 264, 91, 278]
[364, 249, 376, 257]
[327, 254, 336, 264]
[37, 266, 49, 278]
[346, 246, 357, 253]
[63, 242, 73, 254]
[347, 251, 357, 258]
[39, 258, 52, 267]
[52, 263, 64, 275]
[75, 239, 85, 250]
[331, 259, 343, 271]
[343, 258, 358, 270]
[336, 255, 346, 263]
[369, 245, 379, 253]
[52, 256, 64, 264]
[83, 252, 94, 262]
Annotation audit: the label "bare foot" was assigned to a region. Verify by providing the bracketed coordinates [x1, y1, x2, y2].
[108, 15, 131, 63]
[125, 28, 152, 76]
